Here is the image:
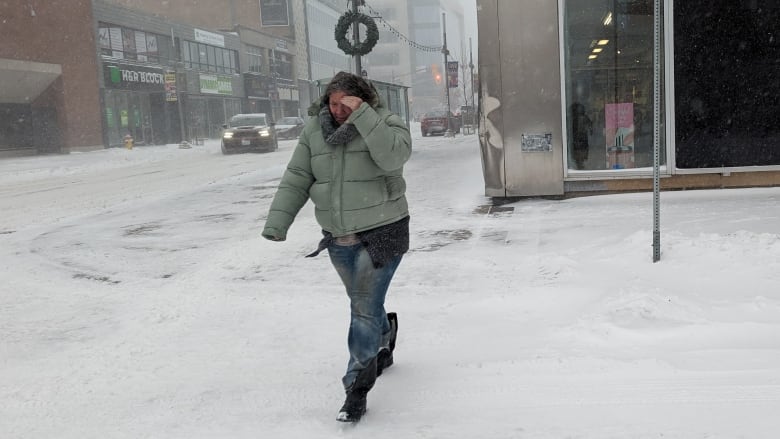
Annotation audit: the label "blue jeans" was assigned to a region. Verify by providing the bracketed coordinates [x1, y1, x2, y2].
[328, 242, 402, 389]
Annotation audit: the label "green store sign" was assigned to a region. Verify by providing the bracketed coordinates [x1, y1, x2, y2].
[199, 74, 233, 95]
[104, 64, 165, 91]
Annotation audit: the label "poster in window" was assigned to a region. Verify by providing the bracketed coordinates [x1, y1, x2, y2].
[146, 35, 158, 55]
[260, 0, 290, 26]
[98, 27, 110, 49]
[605, 103, 635, 169]
[122, 29, 136, 56]
[135, 32, 147, 61]
[165, 71, 178, 102]
[110, 27, 123, 58]
[106, 107, 114, 128]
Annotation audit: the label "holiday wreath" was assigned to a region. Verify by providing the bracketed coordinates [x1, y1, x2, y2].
[335, 11, 379, 57]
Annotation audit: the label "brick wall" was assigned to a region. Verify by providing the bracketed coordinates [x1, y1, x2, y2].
[0, 0, 103, 151]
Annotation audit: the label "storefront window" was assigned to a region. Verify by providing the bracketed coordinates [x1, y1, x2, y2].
[181, 40, 238, 74]
[246, 45, 264, 73]
[563, 0, 665, 171]
[98, 23, 169, 65]
[187, 97, 242, 140]
[103, 90, 156, 147]
[674, 2, 780, 168]
[272, 51, 293, 80]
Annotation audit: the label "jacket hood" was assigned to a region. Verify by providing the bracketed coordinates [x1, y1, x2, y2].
[308, 80, 383, 117]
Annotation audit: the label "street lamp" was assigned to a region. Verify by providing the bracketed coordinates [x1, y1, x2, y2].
[270, 49, 280, 122]
[442, 12, 454, 137]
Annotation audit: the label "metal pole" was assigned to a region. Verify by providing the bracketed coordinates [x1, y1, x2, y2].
[442, 12, 453, 137]
[460, 48, 468, 133]
[352, 0, 362, 75]
[271, 49, 279, 122]
[176, 67, 186, 143]
[469, 37, 475, 111]
[171, 28, 187, 144]
[652, 0, 661, 262]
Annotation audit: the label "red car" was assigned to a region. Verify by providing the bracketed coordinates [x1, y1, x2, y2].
[420, 110, 461, 137]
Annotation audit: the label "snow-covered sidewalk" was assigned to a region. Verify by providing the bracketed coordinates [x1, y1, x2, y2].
[1, 133, 779, 438]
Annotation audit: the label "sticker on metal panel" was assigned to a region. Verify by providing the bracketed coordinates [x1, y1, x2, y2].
[521, 133, 552, 152]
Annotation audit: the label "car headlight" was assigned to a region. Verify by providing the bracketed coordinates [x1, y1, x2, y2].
[223, 132, 233, 139]
[258, 129, 270, 137]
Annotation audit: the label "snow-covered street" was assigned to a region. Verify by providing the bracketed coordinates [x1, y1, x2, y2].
[2, 130, 780, 438]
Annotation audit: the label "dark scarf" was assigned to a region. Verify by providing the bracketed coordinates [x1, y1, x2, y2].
[319, 105, 360, 145]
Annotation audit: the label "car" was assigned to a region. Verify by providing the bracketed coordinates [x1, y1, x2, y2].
[221, 113, 278, 154]
[420, 110, 461, 137]
[274, 116, 305, 140]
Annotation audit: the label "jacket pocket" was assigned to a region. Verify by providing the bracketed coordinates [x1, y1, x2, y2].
[385, 176, 406, 201]
[309, 181, 330, 210]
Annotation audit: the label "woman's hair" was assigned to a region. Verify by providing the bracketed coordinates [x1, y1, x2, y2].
[323, 71, 378, 107]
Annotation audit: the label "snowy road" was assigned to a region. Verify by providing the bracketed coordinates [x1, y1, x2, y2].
[0, 141, 293, 231]
[2, 133, 780, 438]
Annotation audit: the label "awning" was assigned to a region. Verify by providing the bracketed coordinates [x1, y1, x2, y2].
[0, 58, 62, 104]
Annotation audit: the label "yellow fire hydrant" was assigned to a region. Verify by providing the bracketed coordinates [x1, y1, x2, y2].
[124, 134, 134, 150]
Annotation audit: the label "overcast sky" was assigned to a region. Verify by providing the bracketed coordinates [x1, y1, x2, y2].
[460, 0, 478, 46]
[456, 0, 478, 63]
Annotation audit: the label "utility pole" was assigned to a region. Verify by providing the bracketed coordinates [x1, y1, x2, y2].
[352, 0, 363, 76]
[442, 12, 453, 137]
[270, 49, 279, 122]
[171, 28, 187, 146]
[460, 45, 467, 103]
[459, 45, 470, 134]
[469, 37, 475, 111]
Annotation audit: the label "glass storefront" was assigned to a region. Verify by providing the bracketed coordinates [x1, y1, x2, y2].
[101, 62, 176, 147]
[674, 2, 780, 168]
[563, 0, 665, 172]
[478, 1, 779, 197]
[103, 90, 154, 147]
[186, 96, 241, 141]
[374, 82, 409, 127]
[316, 79, 410, 127]
[247, 98, 273, 117]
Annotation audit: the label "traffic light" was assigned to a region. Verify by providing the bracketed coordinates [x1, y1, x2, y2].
[431, 64, 442, 85]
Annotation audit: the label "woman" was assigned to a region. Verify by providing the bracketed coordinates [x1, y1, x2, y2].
[262, 71, 411, 422]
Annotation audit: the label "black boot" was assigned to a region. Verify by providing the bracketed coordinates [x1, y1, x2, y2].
[337, 357, 377, 422]
[377, 312, 398, 377]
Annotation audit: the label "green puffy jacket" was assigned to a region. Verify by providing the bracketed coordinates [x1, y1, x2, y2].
[262, 102, 411, 240]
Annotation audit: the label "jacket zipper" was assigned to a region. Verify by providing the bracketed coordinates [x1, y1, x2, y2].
[336, 143, 346, 234]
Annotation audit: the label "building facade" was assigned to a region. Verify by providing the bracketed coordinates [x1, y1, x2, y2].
[477, 0, 780, 197]
[93, 1, 246, 146]
[1, 0, 450, 153]
[1, 0, 314, 153]
[0, 0, 103, 154]
[303, 0, 466, 120]
[100, 0, 306, 123]
[407, 0, 465, 118]
[305, 0, 352, 82]
[361, 1, 413, 87]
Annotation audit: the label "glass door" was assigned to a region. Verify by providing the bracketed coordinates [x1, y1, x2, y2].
[103, 90, 126, 147]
